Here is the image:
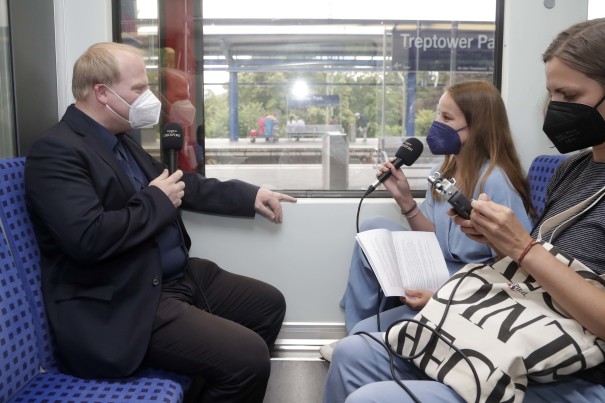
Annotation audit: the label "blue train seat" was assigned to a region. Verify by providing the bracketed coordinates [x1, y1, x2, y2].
[0, 157, 191, 403]
[527, 154, 568, 220]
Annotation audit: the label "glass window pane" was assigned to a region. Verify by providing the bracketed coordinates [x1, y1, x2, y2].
[117, 0, 161, 160]
[589, 0, 605, 18]
[115, 0, 498, 194]
[202, 5, 496, 193]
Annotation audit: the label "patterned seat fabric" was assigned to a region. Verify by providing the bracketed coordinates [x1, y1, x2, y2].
[527, 154, 568, 220]
[0, 230, 39, 402]
[0, 158, 190, 403]
[9, 372, 185, 403]
[0, 158, 54, 368]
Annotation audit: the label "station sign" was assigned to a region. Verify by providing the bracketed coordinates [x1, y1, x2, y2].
[288, 94, 340, 108]
[391, 21, 495, 72]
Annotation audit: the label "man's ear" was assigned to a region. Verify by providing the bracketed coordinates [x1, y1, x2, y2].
[93, 84, 108, 104]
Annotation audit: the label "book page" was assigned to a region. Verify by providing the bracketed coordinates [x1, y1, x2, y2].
[356, 229, 450, 297]
[356, 228, 402, 296]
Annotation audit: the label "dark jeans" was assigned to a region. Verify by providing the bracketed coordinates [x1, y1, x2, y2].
[143, 258, 286, 403]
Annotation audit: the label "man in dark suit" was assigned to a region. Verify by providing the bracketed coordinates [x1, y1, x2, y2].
[24, 42, 296, 403]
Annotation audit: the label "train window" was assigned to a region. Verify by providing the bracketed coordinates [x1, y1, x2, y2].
[0, 0, 15, 158]
[589, 0, 605, 18]
[114, 0, 499, 196]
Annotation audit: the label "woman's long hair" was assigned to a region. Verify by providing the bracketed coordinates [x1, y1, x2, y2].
[542, 17, 605, 89]
[432, 80, 534, 218]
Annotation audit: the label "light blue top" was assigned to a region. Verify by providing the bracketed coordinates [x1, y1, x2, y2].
[342, 161, 534, 335]
[421, 162, 533, 274]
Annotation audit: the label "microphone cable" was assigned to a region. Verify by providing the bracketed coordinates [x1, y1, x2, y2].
[352, 265, 485, 403]
[174, 211, 214, 315]
[351, 331, 422, 403]
[355, 191, 388, 333]
[355, 137, 424, 332]
[192, 272, 214, 314]
[355, 191, 367, 234]
[350, 138, 481, 401]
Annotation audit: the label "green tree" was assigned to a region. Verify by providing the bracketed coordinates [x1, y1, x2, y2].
[239, 101, 265, 137]
[238, 72, 288, 137]
[204, 90, 229, 138]
[203, 70, 494, 140]
[415, 109, 435, 137]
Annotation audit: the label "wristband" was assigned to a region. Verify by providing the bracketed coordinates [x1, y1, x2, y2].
[401, 200, 417, 216]
[518, 239, 538, 266]
[404, 206, 420, 219]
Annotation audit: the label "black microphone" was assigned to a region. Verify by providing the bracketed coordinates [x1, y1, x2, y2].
[161, 122, 184, 174]
[365, 137, 424, 196]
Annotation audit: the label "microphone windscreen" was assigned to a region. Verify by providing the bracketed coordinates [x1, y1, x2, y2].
[161, 122, 184, 151]
[395, 137, 424, 166]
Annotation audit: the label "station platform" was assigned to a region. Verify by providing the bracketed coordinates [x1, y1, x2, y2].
[146, 136, 383, 165]
[144, 136, 436, 192]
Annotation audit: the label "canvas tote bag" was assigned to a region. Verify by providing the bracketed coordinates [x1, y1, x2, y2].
[387, 186, 605, 403]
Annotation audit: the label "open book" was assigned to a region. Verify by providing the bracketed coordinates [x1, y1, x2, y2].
[356, 228, 450, 297]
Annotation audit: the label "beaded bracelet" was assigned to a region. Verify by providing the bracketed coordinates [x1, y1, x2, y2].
[518, 239, 539, 266]
[401, 200, 417, 216]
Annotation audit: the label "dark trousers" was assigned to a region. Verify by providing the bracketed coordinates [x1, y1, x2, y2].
[143, 258, 286, 403]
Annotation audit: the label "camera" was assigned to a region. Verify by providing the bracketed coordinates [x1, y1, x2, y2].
[427, 171, 473, 219]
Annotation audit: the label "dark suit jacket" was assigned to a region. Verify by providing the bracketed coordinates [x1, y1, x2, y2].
[24, 105, 259, 378]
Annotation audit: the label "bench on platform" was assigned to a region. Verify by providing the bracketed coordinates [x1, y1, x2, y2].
[286, 124, 344, 141]
[0, 157, 192, 403]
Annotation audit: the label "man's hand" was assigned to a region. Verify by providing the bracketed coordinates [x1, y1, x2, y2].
[400, 289, 433, 310]
[254, 188, 297, 223]
[149, 169, 185, 208]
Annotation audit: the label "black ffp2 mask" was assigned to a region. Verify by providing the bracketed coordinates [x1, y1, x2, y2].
[542, 95, 605, 154]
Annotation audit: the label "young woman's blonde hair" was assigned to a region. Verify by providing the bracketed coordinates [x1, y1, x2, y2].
[71, 42, 146, 101]
[432, 80, 534, 218]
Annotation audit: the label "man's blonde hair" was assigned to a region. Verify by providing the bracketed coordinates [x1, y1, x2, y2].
[71, 42, 146, 101]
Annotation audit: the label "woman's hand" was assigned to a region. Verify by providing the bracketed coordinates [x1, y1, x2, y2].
[379, 159, 414, 210]
[400, 289, 433, 311]
[455, 193, 532, 260]
[450, 193, 492, 245]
